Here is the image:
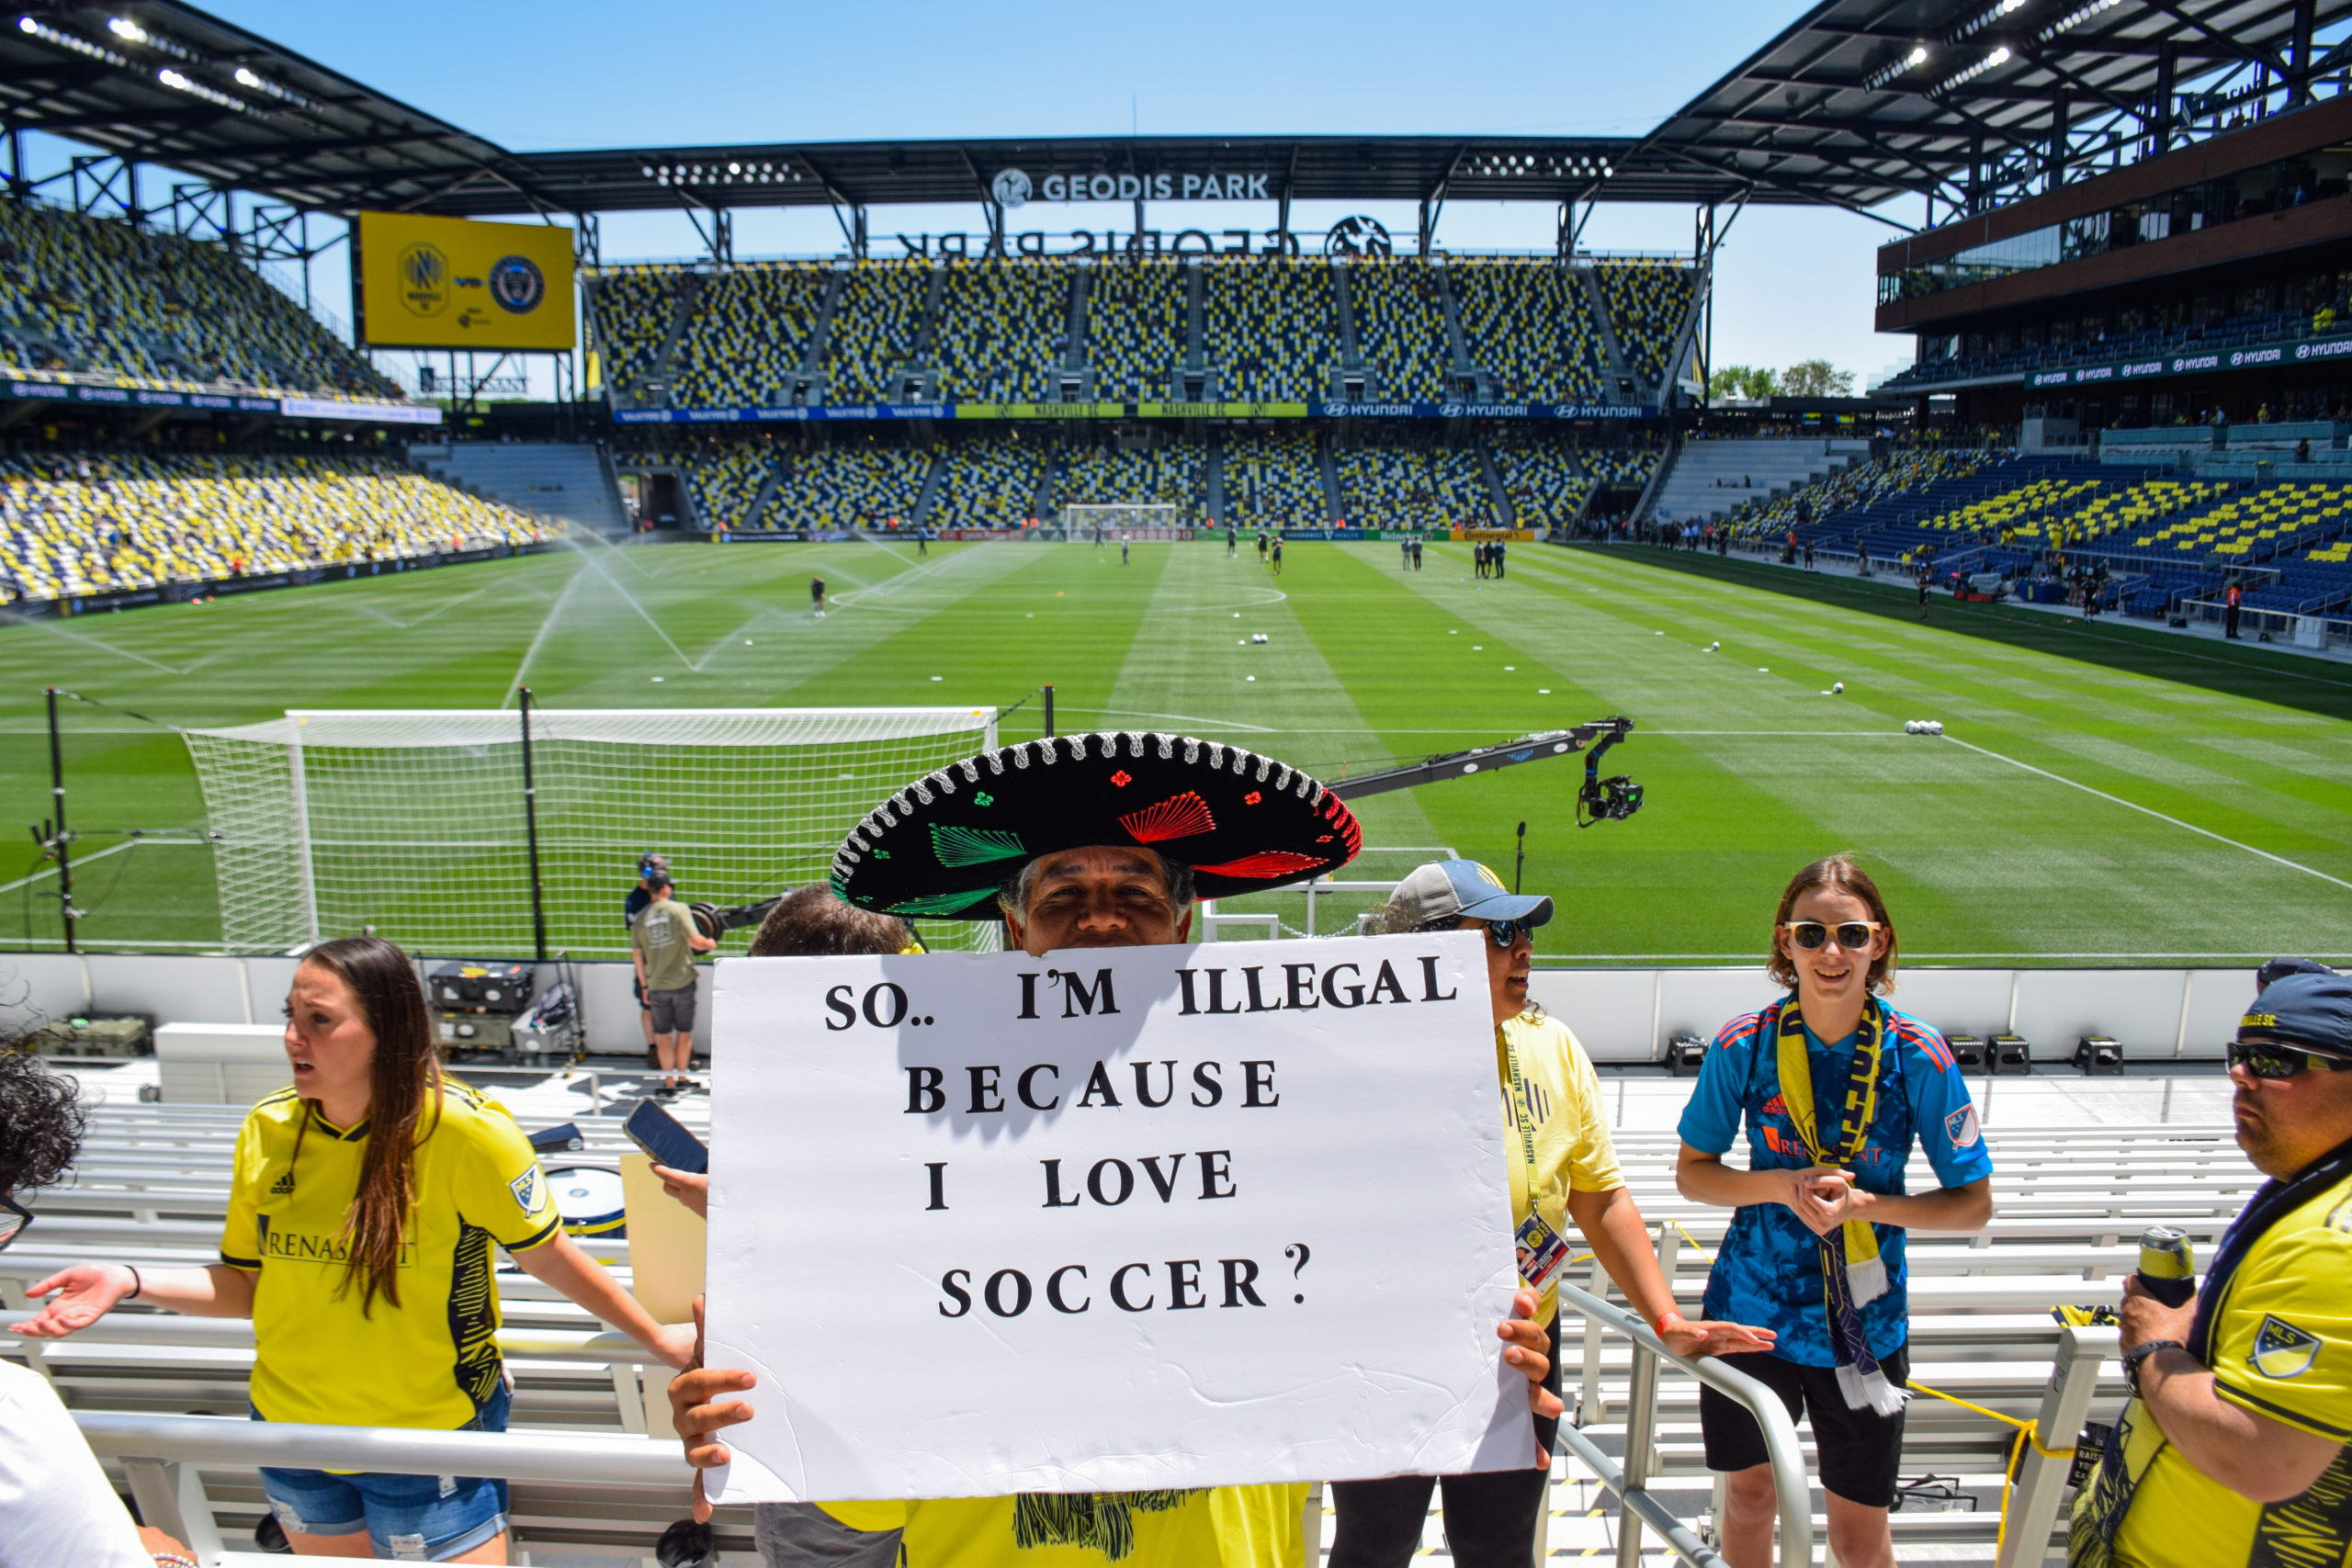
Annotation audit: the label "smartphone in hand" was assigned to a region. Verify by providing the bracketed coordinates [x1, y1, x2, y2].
[623, 1098, 710, 1176]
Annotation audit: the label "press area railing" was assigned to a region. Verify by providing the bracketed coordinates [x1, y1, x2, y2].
[1548, 1225, 2122, 1568]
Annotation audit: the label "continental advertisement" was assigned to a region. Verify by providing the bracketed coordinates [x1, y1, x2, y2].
[353, 212, 576, 351]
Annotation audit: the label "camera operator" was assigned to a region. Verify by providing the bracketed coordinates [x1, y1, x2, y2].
[632, 868, 714, 1098]
[2070, 969, 2352, 1568]
[0, 1048, 197, 1568]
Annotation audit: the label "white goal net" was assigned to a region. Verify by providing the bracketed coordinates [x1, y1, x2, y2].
[1061, 503, 1183, 539]
[184, 707, 1000, 957]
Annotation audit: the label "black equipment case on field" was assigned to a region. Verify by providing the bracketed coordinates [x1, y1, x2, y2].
[429, 962, 535, 1013]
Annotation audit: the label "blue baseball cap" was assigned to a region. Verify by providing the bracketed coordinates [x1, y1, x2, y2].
[2242, 971, 2352, 1061]
[1383, 859, 1554, 931]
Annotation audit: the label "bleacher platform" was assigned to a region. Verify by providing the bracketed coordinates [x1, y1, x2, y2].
[1346, 258, 1449, 402]
[0, 450, 551, 604]
[1222, 428, 1328, 529]
[1594, 261, 1696, 389]
[6, 1072, 2239, 1565]
[0, 200, 396, 400]
[934, 260, 1071, 404]
[1452, 257, 1609, 402]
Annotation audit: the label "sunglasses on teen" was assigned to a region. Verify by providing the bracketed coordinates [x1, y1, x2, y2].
[1482, 919, 1533, 949]
[1781, 920, 1884, 951]
[2227, 1040, 2352, 1080]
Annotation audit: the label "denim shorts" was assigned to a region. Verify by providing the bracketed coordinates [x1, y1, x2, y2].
[254, 1383, 511, 1562]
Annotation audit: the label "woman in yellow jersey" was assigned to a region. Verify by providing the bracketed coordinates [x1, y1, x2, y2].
[1331, 862, 1773, 1568]
[16, 936, 697, 1562]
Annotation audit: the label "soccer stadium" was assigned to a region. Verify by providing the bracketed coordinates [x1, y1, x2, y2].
[1, 2, 2349, 1565]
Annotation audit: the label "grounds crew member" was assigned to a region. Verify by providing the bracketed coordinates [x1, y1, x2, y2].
[632, 868, 715, 1097]
[2071, 968, 2352, 1568]
[671, 732, 1556, 1566]
[1331, 863, 1772, 1568]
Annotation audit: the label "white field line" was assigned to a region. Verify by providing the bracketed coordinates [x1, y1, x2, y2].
[1057, 706, 1280, 734]
[1939, 733, 2352, 893]
[0, 837, 138, 894]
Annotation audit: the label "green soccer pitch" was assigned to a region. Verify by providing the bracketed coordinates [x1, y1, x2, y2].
[3, 535, 2348, 964]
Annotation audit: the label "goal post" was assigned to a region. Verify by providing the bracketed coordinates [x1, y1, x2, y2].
[1060, 503, 1183, 539]
[184, 707, 1001, 957]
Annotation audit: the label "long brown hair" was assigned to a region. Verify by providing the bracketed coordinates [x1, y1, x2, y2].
[296, 935, 443, 1313]
[1766, 854, 1901, 995]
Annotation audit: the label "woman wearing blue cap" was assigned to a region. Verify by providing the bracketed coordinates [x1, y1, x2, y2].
[1329, 859, 1773, 1568]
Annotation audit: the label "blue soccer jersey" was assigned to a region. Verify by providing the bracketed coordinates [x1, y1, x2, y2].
[1676, 1000, 1994, 1366]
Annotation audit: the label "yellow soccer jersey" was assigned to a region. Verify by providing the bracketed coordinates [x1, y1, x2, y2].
[2072, 1165, 2352, 1567]
[1499, 1010, 1625, 1328]
[219, 1081, 563, 1430]
[884, 1483, 1307, 1566]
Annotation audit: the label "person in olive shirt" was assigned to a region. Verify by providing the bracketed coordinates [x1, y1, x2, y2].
[631, 870, 714, 1097]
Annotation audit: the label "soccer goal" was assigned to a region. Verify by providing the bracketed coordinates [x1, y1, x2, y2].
[183, 707, 1000, 957]
[1060, 502, 1183, 539]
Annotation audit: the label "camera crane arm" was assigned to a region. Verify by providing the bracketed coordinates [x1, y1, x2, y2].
[694, 717, 1645, 940]
[1323, 716, 1644, 828]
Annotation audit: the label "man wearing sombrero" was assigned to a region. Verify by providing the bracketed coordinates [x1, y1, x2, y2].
[669, 730, 1565, 1567]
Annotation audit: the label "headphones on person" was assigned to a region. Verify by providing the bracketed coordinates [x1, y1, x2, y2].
[639, 852, 668, 880]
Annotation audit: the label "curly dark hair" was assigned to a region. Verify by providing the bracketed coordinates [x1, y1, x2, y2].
[0, 1046, 86, 1198]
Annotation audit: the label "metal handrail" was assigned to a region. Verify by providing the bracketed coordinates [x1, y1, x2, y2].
[74, 1409, 689, 1483]
[6, 1314, 670, 1364]
[1554, 1277, 1814, 1567]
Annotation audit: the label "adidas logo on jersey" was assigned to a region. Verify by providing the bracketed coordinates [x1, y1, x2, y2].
[268, 1171, 295, 1196]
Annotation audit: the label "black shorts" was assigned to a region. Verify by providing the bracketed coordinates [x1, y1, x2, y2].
[1698, 1346, 1908, 1508]
[647, 985, 697, 1037]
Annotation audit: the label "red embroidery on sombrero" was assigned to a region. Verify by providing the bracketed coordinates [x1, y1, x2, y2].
[1118, 790, 1215, 844]
[1193, 852, 1325, 879]
[1319, 794, 1365, 858]
[1110, 770, 1133, 787]
[1242, 791, 1261, 805]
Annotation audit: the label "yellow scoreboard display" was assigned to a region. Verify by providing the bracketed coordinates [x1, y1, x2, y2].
[354, 212, 576, 351]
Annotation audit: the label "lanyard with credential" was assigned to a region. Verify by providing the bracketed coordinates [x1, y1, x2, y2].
[1501, 1023, 1570, 1294]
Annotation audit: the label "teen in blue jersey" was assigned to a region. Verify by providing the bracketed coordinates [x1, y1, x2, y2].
[1675, 856, 1995, 1568]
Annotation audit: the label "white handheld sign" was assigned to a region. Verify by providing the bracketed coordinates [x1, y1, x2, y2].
[703, 931, 1532, 1502]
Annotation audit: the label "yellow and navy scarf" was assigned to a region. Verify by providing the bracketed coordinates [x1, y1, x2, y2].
[1770, 996, 1905, 1415]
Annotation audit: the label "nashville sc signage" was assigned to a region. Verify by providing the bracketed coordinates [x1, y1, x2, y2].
[2026, 329, 2352, 390]
[614, 399, 1659, 425]
[1, 378, 442, 425]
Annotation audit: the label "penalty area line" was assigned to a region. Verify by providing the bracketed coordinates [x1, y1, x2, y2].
[1939, 733, 2352, 893]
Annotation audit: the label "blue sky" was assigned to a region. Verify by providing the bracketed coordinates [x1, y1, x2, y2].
[192, 0, 1921, 389]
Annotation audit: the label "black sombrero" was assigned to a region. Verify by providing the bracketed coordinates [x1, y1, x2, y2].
[830, 731, 1363, 919]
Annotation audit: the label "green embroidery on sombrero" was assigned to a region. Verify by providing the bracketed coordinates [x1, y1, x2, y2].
[886, 889, 999, 916]
[931, 823, 1027, 867]
[1012, 1490, 1200, 1562]
[827, 871, 850, 900]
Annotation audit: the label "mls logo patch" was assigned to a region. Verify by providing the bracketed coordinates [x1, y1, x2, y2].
[2250, 1315, 2323, 1381]
[1944, 1105, 1981, 1149]
[509, 1168, 542, 1215]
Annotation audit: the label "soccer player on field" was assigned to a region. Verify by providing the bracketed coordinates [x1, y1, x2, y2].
[1675, 855, 1994, 1568]
[2070, 968, 2352, 1568]
[810, 574, 827, 617]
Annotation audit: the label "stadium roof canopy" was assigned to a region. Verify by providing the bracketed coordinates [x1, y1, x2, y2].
[1641, 0, 2352, 222]
[1, 0, 2346, 232]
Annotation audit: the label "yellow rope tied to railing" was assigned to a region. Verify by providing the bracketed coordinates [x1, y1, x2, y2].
[1904, 1377, 2076, 1560]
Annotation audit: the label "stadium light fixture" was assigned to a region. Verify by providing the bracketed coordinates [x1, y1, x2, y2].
[1938, 44, 2011, 93]
[17, 15, 130, 65]
[1953, 0, 2028, 39]
[1862, 44, 1932, 91]
[106, 14, 195, 60]
[231, 64, 317, 111]
[2038, 0, 2119, 39]
[156, 66, 247, 112]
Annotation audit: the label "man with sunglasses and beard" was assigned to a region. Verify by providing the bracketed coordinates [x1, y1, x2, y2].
[1675, 856, 1994, 1568]
[2069, 966, 2352, 1568]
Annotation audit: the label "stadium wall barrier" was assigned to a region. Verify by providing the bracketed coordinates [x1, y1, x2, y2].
[0, 376, 440, 425]
[0, 951, 2245, 1066]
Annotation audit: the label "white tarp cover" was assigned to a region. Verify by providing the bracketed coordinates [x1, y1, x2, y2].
[705, 931, 1532, 1502]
